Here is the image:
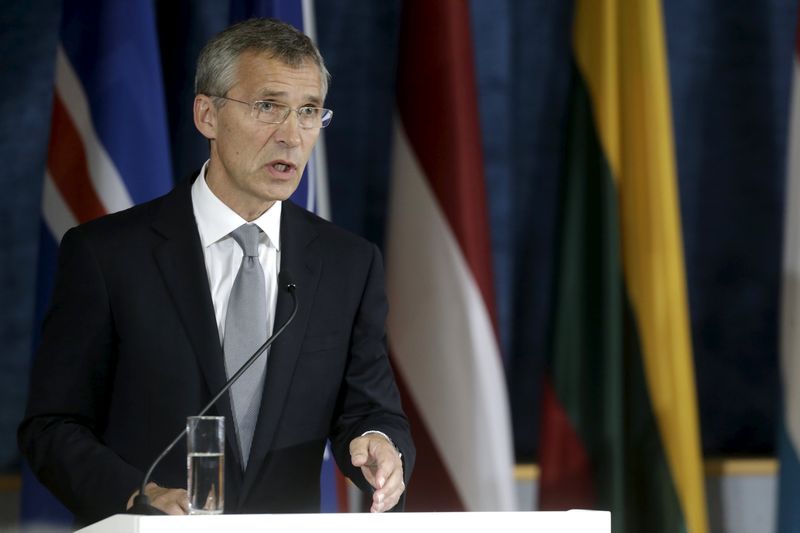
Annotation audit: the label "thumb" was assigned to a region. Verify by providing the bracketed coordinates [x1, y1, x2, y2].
[349, 436, 370, 467]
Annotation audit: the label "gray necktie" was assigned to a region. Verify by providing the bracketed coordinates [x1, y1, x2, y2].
[224, 224, 268, 469]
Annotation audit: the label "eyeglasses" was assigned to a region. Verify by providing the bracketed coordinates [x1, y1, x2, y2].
[210, 95, 333, 129]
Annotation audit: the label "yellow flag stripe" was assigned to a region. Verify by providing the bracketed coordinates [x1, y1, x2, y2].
[573, 1, 708, 533]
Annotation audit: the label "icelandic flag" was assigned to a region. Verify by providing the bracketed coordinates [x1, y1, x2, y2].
[779, 8, 800, 533]
[229, 0, 344, 512]
[22, 0, 172, 528]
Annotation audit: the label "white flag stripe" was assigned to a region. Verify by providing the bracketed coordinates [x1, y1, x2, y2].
[54, 46, 133, 215]
[300, 0, 331, 221]
[42, 172, 78, 243]
[310, 135, 331, 220]
[301, 0, 316, 39]
[387, 120, 516, 511]
[781, 54, 800, 452]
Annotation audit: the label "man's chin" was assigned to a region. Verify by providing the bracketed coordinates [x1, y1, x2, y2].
[258, 183, 300, 204]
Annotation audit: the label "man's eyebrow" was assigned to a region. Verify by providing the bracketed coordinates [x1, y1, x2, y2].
[256, 89, 287, 99]
[256, 89, 323, 106]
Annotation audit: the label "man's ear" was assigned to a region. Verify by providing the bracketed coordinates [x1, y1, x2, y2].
[193, 95, 217, 140]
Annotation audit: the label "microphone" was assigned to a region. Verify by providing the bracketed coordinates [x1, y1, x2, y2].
[128, 271, 298, 515]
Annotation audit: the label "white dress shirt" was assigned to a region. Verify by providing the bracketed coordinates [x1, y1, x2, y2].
[191, 161, 281, 344]
[191, 162, 397, 454]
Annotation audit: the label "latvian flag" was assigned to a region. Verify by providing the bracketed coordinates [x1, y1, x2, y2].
[386, 0, 517, 511]
[22, 0, 173, 527]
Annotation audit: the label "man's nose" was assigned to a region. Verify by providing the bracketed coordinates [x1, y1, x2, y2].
[275, 111, 302, 147]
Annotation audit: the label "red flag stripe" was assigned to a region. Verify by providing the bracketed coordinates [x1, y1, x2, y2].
[538, 379, 596, 510]
[335, 469, 349, 512]
[796, 7, 800, 56]
[47, 92, 107, 223]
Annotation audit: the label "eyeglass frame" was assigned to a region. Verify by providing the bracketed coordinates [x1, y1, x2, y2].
[208, 94, 333, 129]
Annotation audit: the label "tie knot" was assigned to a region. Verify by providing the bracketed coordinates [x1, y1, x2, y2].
[230, 224, 261, 257]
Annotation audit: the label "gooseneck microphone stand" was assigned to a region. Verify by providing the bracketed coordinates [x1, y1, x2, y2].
[128, 274, 297, 515]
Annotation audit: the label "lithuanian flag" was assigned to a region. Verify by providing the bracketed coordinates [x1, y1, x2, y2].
[537, 1, 708, 533]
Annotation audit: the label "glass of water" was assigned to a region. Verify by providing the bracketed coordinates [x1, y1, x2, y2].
[187, 416, 225, 514]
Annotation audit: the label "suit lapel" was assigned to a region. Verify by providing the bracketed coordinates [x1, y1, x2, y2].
[241, 201, 321, 496]
[150, 179, 245, 478]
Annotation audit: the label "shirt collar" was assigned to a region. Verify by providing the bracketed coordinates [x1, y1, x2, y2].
[191, 161, 282, 250]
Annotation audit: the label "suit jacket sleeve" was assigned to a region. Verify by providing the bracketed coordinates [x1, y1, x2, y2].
[328, 244, 416, 495]
[18, 227, 143, 524]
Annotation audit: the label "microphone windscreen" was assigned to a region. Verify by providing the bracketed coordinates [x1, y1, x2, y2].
[278, 270, 295, 290]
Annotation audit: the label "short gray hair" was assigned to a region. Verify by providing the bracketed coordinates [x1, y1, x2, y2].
[194, 18, 330, 100]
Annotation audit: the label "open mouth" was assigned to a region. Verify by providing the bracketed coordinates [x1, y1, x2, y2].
[269, 160, 295, 175]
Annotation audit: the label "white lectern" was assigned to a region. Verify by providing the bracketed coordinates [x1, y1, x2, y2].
[76, 510, 610, 533]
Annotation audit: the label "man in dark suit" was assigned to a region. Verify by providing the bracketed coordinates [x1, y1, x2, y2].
[19, 18, 413, 526]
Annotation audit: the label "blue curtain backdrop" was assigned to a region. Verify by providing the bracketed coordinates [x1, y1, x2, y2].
[0, 0, 796, 476]
[0, 0, 60, 473]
